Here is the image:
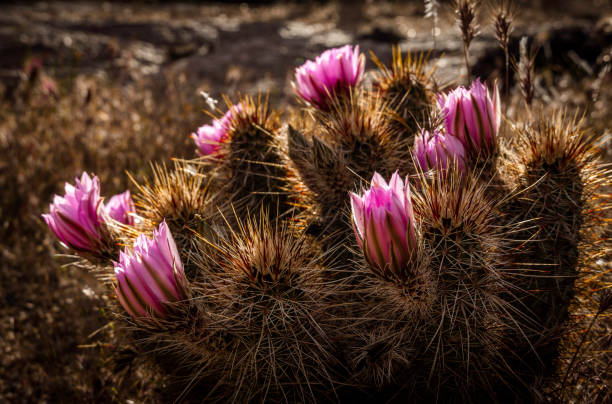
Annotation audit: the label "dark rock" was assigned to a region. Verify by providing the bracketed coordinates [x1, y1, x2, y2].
[358, 26, 404, 43]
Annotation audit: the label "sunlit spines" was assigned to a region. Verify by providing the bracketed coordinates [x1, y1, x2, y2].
[503, 110, 612, 395]
[409, 166, 531, 399]
[129, 160, 217, 277]
[509, 110, 609, 267]
[287, 125, 353, 218]
[187, 213, 340, 402]
[210, 94, 291, 223]
[320, 91, 413, 181]
[371, 46, 437, 140]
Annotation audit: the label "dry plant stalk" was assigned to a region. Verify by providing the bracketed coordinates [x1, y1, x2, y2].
[454, 0, 480, 82]
[424, 0, 440, 49]
[492, 0, 515, 98]
[518, 36, 536, 106]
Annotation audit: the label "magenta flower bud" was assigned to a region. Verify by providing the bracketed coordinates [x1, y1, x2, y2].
[191, 104, 242, 156]
[350, 172, 417, 274]
[104, 190, 135, 226]
[42, 172, 104, 252]
[114, 221, 185, 320]
[294, 44, 365, 110]
[413, 129, 466, 172]
[438, 79, 501, 155]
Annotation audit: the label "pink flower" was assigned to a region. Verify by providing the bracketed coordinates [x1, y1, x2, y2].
[413, 129, 466, 172]
[114, 221, 185, 320]
[294, 45, 365, 110]
[43, 172, 104, 252]
[350, 172, 417, 274]
[40, 75, 58, 97]
[438, 79, 500, 155]
[104, 190, 135, 226]
[191, 104, 242, 156]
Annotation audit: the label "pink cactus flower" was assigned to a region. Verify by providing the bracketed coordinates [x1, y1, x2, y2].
[350, 171, 417, 274]
[294, 44, 365, 110]
[114, 221, 185, 320]
[42, 172, 104, 252]
[104, 190, 135, 226]
[413, 129, 467, 172]
[437, 79, 500, 155]
[191, 104, 242, 156]
[40, 75, 58, 98]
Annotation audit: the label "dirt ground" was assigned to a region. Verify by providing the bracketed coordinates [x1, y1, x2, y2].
[0, 1, 610, 402]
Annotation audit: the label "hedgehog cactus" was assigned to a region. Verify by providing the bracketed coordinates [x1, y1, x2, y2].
[286, 93, 413, 251]
[42, 44, 611, 403]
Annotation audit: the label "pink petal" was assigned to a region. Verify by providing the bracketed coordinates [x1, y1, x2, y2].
[370, 172, 388, 189]
[350, 192, 366, 240]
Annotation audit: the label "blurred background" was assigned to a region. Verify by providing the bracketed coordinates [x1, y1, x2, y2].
[1, 1, 610, 401]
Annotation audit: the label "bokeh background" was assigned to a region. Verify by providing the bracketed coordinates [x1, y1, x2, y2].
[1, 0, 610, 401]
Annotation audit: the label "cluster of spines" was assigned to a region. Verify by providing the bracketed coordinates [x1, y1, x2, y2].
[203, 94, 291, 223]
[370, 46, 437, 141]
[129, 161, 214, 233]
[125, 160, 217, 278]
[501, 111, 611, 397]
[286, 92, 414, 253]
[411, 168, 530, 399]
[185, 215, 339, 402]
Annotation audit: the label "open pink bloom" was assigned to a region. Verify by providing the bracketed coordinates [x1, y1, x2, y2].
[42, 172, 103, 252]
[104, 190, 135, 226]
[437, 79, 500, 155]
[413, 129, 466, 172]
[114, 221, 185, 320]
[350, 172, 417, 273]
[294, 44, 365, 110]
[191, 104, 242, 156]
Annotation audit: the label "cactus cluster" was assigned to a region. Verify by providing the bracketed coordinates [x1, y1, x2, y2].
[43, 44, 610, 402]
